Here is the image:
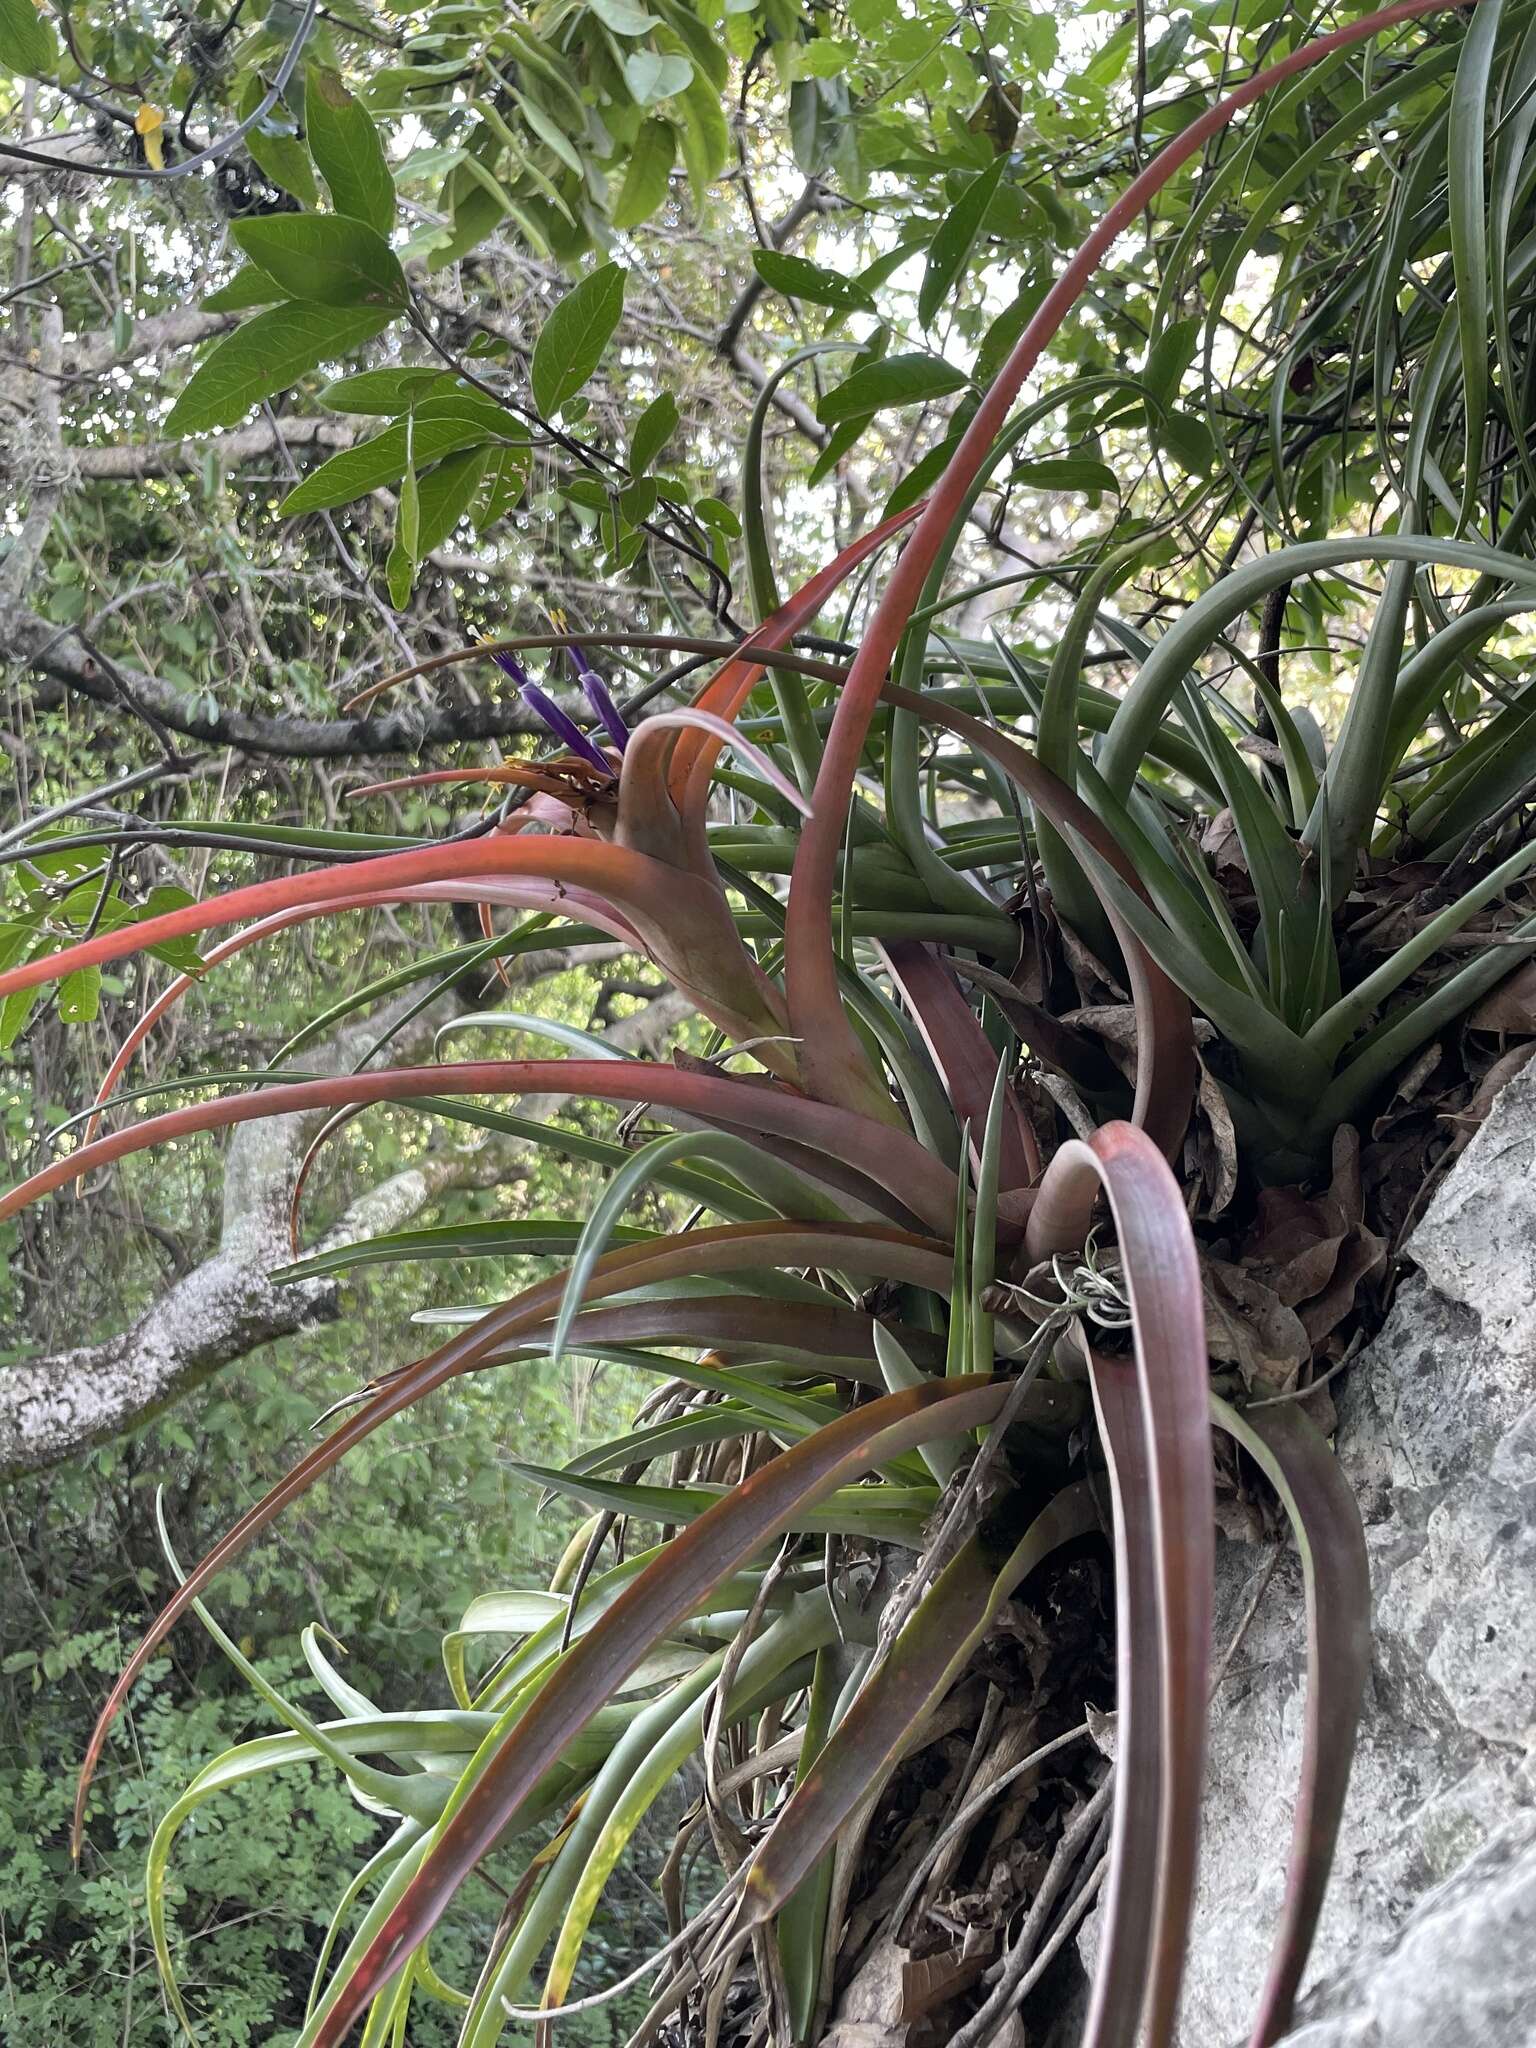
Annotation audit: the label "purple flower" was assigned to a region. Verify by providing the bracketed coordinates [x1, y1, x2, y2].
[488, 647, 531, 690]
[517, 680, 612, 775]
[567, 645, 629, 751]
[485, 636, 624, 774]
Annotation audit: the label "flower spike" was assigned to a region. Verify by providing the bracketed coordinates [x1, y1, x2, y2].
[517, 680, 613, 776]
[569, 644, 629, 752]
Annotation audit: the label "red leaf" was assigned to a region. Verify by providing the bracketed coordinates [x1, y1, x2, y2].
[3, 1061, 966, 1238]
[1072, 1123, 1213, 2048]
[739, 1483, 1098, 1920]
[69, 1222, 980, 1853]
[1211, 1399, 1370, 2048]
[883, 689, 1197, 1194]
[0, 829, 790, 1060]
[670, 504, 922, 813]
[308, 1378, 1012, 2045]
[883, 940, 1039, 1184]
[1084, 1353, 1170, 2048]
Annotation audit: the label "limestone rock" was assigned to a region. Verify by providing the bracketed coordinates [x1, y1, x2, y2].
[1094, 1058, 1536, 2044]
[1279, 1814, 1536, 2047]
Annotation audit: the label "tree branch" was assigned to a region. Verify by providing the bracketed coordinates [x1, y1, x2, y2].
[0, 976, 691, 1477]
[0, 310, 240, 415]
[6, 601, 557, 756]
[72, 414, 357, 479]
[715, 178, 830, 357]
[0, 305, 66, 612]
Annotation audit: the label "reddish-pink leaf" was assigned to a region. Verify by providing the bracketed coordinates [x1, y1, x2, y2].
[69, 1221, 974, 1851]
[1, 1061, 966, 1237]
[882, 939, 1040, 1184]
[0, 828, 792, 1059]
[669, 503, 921, 813]
[309, 1378, 1012, 2045]
[1212, 1399, 1370, 2048]
[740, 1482, 1097, 1920]
[883, 688, 1197, 1187]
[488, 1297, 939, 1379]
[1084, 1352, 1169, 2048]
[1072, 1123, 1213, 2048]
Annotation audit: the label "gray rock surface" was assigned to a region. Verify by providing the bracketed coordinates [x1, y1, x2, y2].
[1149, 1059, 1536, 2045]
[1279, 1813, 1536, 2047]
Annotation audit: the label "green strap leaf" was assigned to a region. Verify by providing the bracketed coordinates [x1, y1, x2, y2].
[1446, 0, 1504, 531]
[550, 1129, 846, 1362]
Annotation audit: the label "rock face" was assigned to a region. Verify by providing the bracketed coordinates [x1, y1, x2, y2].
[1172, 1059, 1536, 2046]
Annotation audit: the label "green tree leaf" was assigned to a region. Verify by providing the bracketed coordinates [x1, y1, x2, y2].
[630, 390, 679, 475]
[752, 250, 875, 313]
[230, 216, 407, 309]
[306, 66, 397, 234]
[623, 50, 693, 105]
[471, 441, 530, 530]
[165, 303, 396, 435]
[416, 446, 491, 554]
[1143, 316, 1200, 406]
[1151, 406, 1216, 475]
[612, 119, 676, 228]
[0, 0, 57, 78]
[281, 397, 526, 514]
[588, 0, 660, 32]
[695, 495, 741, 536]
[245, 123, 320, 209]
[677, 73, 731, 198]
[530, 263, 627, 417]
[319, 367, 457, 414]
[817, 353, 969, 427]
[918, 158, 1006, 330]
[201, 265, 289, 312]
[1013, 457, 1119, 494]
[387, 420, 419, 608]
[57, 967, 100, 1026]
[974, 279, 1046, 387]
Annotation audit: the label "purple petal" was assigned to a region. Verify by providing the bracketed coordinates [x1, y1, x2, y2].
[568, 646, 629, 750]
[519, 682, 611, 774]
[488, 646, 531, 689]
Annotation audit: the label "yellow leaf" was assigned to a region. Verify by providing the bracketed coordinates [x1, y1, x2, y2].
[135, 102, 165, 172]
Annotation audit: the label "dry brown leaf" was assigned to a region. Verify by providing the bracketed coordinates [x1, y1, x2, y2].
[1202, 1256, 1311, 1394]
[1468, 958, 1536, 1037]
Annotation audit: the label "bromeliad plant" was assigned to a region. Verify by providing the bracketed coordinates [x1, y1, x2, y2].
[7, 1, 1536, 2042]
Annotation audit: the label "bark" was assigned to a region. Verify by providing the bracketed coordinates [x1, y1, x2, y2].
[71, 415, 357, 479]
[0, 307, 239, 411]
[7, 601, 560, 757]
[0, 975, 691, 1477]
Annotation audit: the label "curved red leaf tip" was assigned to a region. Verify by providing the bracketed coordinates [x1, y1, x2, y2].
[2, 1062, 967, 1238]
[1073, 1122, 1213, 2048]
